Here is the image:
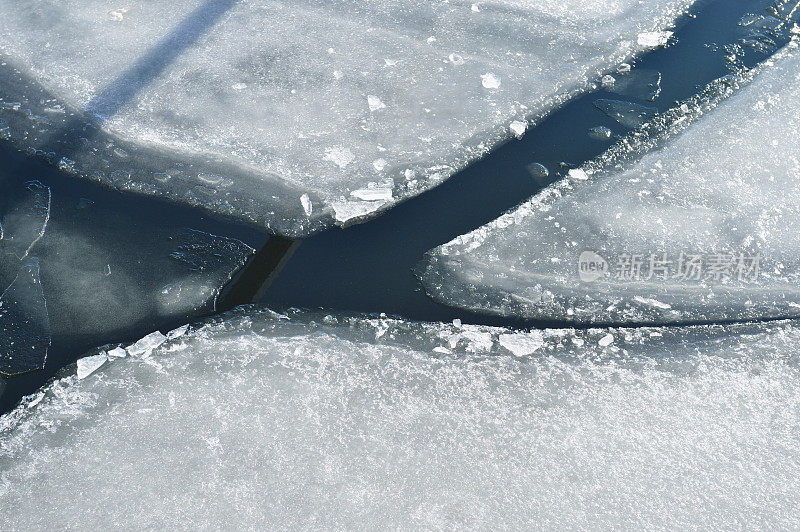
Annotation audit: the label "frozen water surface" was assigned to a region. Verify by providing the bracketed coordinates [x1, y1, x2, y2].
[0, 260, 50, 375]
[0, 175, 253, 376]
[0, 0, 694, 236]
[2, 308, 800, 528]
[421, 40, 800, 324]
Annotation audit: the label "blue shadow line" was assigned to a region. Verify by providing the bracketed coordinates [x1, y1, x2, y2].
[86, 0, 239, 121]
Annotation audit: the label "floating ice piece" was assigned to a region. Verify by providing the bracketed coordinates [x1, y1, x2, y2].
[610, 69, 663, 101]
[526, 162, 550, 182]
[509, 120, 527, 138]
[588, 125, 613, 140]
[594, 99, 658, 128]
[0, 0, 695, 237]
[3, 308, 800, 528]
[0, 259, 50, 375]
[76, 353, 107, 379]
[0, 180, 50, 261]
[420, 43, 800, 324]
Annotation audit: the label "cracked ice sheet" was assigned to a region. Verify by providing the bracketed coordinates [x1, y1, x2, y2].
[421, 40, 800, 325]
[0, 0, 694, 237]
[3, 308, 800, 528]
[0, 176, 252, 377]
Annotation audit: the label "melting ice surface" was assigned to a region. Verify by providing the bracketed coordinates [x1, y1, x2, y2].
[0, 0, 694, 236]
[2, 308, 800, 528]
[0, 177, 252, 376]
[421, 40, 800, 324]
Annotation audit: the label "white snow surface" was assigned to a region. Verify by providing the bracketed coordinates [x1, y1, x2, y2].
[421, 40, 800, 324]
[2, 308, 800, 528]
[0, 0, 694, 236]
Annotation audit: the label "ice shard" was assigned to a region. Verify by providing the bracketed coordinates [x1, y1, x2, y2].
[421, 40, 800, 324]
[0, 0, 694, 236]
[2, 308, 800, 528]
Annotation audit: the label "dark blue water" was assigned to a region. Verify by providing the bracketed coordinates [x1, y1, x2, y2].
[1, 0, 797, 413]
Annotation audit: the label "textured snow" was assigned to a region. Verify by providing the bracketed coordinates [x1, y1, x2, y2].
[2, 308, 800, 528]
[421, 40, 800, 324]
[0, 0, 694, 236]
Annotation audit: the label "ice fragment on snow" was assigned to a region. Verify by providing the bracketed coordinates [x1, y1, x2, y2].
[300, 193, 312, 216]
[481, 73, 501, 89]
[126, 331, 167, 358]
[76, 353, 107, 379]
[367, 95, 386, 112]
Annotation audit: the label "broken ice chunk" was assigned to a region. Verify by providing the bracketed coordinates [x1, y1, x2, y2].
[600, 75, 616, 88]
[349, 187, 393, 202]
[367, 95, 386, 112]
[481, 73, 501, 89]
[0, 258, 51, 375]
[526, 163, 550, 181]
[106, 346, 128, 358]
[126, 331, 167, 358]
[497, 331, 544, 356]
[594, 99, 657, 128]
[77, 353, 108, 379]
[300, 194, 313, 217]
[588, 126, 613, 140]
[166, 324, 190, 340]
[331, 200, 387, 224]
[509, 121, 527, 138]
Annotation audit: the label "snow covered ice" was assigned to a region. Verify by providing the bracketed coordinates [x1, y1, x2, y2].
[2, 308, 800, 528]
[0, 0, 694, 236]
[421, 40, 800, 324]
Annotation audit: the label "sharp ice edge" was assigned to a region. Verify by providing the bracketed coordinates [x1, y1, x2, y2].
[0, 0, 695, 237]
[421, 40, 800, 324]
[3, 308, 800, 528]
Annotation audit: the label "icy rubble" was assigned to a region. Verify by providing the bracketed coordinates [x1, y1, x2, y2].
[2, 308, 800, 528]
[0, 0, 694, 236]
[421, 41, 800, 324]
[0, 177, 252, 375]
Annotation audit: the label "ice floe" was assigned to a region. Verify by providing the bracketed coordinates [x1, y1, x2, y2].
[0, 0, 695, 236]
[420, 41, 800, 324]
[2, 308, 800, 528]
